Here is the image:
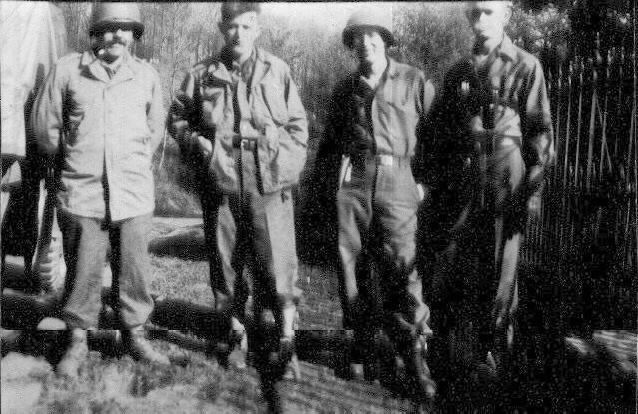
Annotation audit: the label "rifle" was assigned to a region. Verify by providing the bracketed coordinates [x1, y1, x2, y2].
[574, 59, 585, 188]
[31, 159, 66, 293]
[585, 56, 598, 193]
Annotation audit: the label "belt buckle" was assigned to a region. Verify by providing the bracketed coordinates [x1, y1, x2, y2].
[241, 139, 253, 150]
[377, 155, 393, 166]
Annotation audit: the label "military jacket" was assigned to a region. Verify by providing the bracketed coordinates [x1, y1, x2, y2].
[169, 48, 308, 194]
[32, 51, 164, 221]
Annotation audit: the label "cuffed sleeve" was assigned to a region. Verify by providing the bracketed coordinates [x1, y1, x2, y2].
[31, 63, 65, 155]
[147, 68, 165, 152]
[167, 71, 201, 159]
[522, 59, 555, 194]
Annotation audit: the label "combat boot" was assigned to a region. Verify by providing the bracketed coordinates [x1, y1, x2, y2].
[278, 306, 300, 381]
[210, 316, 247, 369]
[279, 335, 300, 381]
[348, 329, 379, 382]
[401, 335, 437, 401]
[121, 328, 169, 365]
[57, 328, 88, 378]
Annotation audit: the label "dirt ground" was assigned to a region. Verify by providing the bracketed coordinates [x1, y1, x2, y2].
[2, 217, 635, 413]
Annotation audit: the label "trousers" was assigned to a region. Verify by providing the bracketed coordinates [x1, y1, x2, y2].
[337, 156, 430, 346]
[201, 145, 300, 326]
[58, 210, 154, 329]
[438, 143, 526, 355]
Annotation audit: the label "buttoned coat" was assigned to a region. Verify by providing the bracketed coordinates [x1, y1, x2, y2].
[170, 48, 308, 195]
[32, 51, 164, 221]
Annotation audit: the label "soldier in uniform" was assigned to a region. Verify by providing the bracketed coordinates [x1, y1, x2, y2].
[320, 8, 437, 400]
[168, 2, 308, 377]
[435, 1, 554, 376]
[31, 2, 168, 377]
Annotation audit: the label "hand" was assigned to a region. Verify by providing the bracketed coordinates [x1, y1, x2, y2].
[196, 135, 213, 159]
[416, 183, 432, 204]
[527, 194, 542, 219]
[416, 183, 425, 202]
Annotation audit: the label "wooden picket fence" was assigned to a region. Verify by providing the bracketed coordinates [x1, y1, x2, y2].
[523, 29, 637, 331]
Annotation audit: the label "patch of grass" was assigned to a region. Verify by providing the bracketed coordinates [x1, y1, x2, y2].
[149, 255, 212, 306]
[18, 224, 342, 413]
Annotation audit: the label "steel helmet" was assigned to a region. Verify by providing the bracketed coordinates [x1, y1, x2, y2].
[342, 8, 395, 48]
[90, 2, 144, 39]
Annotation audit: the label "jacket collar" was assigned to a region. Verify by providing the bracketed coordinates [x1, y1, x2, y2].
[207, 47, 272, 89]
[356, 57, 399, 80]
[381, 58, 400, 99]
[80, 50, 137, 84]
[496, 35, 517, 61]
[471, 34, 517, 64]
[351, 57, 399, 95]
[250, 48, 273, 89]
[386, 57, 400, 79]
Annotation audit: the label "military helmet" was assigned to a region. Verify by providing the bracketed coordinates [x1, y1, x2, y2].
[342, 8, 395, 48]
[90, 2, 144, 39]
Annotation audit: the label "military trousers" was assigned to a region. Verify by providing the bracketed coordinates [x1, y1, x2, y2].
[201, 145, 300, 330]
[58, 210, 154, 329]
[440, 143, 527, 357]
[337, 155, 430, 347]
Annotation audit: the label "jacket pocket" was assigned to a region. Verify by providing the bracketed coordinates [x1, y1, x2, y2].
[201, 86, 225, 127]
[261, 84, 288, 124]
[64, 110, 85, 146]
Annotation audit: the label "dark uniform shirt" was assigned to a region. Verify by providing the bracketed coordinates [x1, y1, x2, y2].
[441, 35, 554, 174]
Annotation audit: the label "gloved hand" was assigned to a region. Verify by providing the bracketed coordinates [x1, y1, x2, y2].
[168, 93, 198, 142]
[195, 134, 213, 160]
[170, 92, 198, 124]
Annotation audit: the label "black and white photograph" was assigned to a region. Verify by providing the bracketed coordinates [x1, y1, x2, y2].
[1, 1, 636, 412]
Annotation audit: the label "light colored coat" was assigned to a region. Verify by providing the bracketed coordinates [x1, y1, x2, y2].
[31, 51, 164, 221]
[1, 2, 67, 159]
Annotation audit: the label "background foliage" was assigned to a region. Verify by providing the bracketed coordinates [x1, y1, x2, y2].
[57, 2, 571, 217]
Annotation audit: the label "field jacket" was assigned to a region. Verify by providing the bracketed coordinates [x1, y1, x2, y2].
[31, 51, 164, 221]
[169, 48, 308, 195]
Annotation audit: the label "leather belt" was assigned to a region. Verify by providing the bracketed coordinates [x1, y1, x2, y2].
[375, 154, 407, 167]
[351, 154, 411, 168]
[232, 136, 258, 151]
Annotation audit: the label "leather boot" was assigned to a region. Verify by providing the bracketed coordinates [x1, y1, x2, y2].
[57, 328, 88, 378]
[211, 316, 247, 369]
[279, 335, 300, 381]
[348, 329, 378, 382]
[400, 335, 436, 401]
[121, 329, 169, 365]
[279, 306, 300, 381]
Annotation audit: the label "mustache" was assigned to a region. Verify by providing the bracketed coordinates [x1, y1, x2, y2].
[104, 39, 128, 47]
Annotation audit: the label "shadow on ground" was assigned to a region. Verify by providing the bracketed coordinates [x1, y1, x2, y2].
[148, 224, 208, 261]
[2, 286, 635, 412]
[3, 219, 635, 412]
